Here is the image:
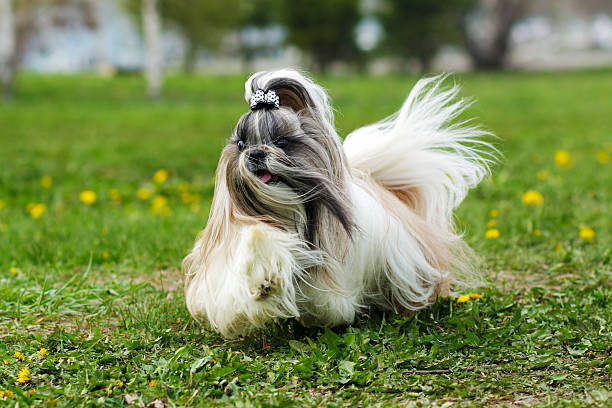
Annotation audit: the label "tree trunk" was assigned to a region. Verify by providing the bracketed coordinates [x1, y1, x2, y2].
[0, 0, 15, 100]
[142, 0, 162, 99]
[462, 0, 526, 70]
[182, 41, 197, 74]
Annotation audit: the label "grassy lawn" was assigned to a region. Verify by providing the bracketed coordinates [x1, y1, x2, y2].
[0, 70, 610, 407]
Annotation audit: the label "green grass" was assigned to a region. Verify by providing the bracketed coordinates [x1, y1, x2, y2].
[0, 70, 610, 407]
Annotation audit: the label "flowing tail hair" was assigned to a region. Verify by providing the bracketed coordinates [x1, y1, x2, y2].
[343, 74, 498, 291]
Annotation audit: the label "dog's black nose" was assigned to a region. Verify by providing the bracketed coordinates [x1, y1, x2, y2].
[247, 149, 267, 164]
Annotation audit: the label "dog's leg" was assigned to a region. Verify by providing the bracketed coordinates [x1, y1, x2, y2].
[185, 223, 311, 337]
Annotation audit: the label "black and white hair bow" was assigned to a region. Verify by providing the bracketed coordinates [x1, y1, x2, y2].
[250, 88, 280, 110]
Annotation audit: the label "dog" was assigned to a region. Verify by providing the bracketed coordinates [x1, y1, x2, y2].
[183, 69, 494, 338]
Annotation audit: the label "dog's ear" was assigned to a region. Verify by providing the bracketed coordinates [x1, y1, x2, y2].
[244, 69, 335, 131]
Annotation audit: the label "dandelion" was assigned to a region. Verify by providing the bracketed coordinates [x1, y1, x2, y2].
[17, 366, 29, 384]
[115, 379, 124, 388]
[554, 150, 572, 168]
[0, 390, 15, 398]
[596, 151, 609, 164]
[456, 293, 481, 304]
[485, 229, 500, 239]
[10, 267, 19, 275]
[534, 229, 542, 236]
[0, 199, 4, 210]
[456, 295, 470, 303]
[109, 189, 121, 202]
[14, 352, 24, 361]
[40, 176, 52, 189]
[153, 169, 168, 184]
[3, 360, 8, 365]
[522, 190, 543, 205]
[489, 209, 499, 218]
[178, 181, 190, 192]
[37, 348, 48, 357]
[79, 190, 97, 205]
[27, 203, 46, 219]
[151, 195, 168, 215]
[579, 226, 595, 241]
[536, 170, 550, 180]
[487, 220, 496, 228]
[102, 251, 110, 260]
[149, 380, 156, 387]
[554, 244, 562, 252]
[137, 187, 151, 200]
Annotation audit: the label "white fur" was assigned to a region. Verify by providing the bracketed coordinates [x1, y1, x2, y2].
[184, 72, 494, 337]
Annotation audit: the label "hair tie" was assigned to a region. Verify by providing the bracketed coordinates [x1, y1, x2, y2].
[250, 89, 280, 110]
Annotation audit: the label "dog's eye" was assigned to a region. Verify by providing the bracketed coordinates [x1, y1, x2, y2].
[273, 138, 288, 148]
[237, 140, 245, 150]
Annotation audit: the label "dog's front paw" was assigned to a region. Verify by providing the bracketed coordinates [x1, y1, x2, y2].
[240, 225, 289, 300]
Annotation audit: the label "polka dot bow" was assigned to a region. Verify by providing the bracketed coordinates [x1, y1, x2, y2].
[250, 88, 280, 110]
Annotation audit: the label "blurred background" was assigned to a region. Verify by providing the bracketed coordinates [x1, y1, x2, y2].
[1, 0, 612, 98]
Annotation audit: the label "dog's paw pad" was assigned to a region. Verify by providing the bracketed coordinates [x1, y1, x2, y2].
[254, 279, 274, 299]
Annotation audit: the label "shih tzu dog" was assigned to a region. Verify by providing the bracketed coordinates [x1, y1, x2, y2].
[183, 69, 493, 338]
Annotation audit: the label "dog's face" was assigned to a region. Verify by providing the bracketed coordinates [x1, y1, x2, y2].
[219, 84, 354, 242]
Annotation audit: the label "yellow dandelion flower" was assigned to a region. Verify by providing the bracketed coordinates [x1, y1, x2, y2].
[489, 209, 499, 218]
[149, 379, 156, 387]
[10, 267, 19, 275]
[522, 190, 543, 205]
[554, 150, 572, 168]
[0, 390, 15, 398]
[554, 244, 562, 252]
[178, 181, 190, 192]
[108, 189, 121, 202]
[596, 151, 609, 164]
[115, 379, 124, 388]
[153, 169, 169, 184]
[137, 187, 151, 200]
[151, 195, 168, 215]
[14, 351, 24, 361]
[17, 366, 29, 384]
[485, 229, 500, 239]
[468, 293, 482, 300]
[40, 176, 53, 189]
[456, 295, 470, 304]
[79, 190, 97, 205]
[536, 170, 550, 180]
[27, 203, 46, 219]
[0, 199, 4, 210]
[487, 219, 496, 228]
[534, 229, 542, 236]
[579, 226, 595, 241]
[180, 192, 192, 203]
[3, 360, 8, 365]
[102, 251, 110, 260]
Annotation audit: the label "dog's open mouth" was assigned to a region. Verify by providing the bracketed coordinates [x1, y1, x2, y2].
[255, 170, 279, 184]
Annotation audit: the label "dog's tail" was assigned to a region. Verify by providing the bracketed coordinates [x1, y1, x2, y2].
[343, 75, 496, 289]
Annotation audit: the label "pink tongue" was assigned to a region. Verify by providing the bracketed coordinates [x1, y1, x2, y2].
[259, 172, 272, 183]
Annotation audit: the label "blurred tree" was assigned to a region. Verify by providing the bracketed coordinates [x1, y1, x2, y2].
[378, 0, 475, 73]
[461, 0, 527, 70]
[0, 0, 15, 100]
[237, 0, 283, 71]
[1, 0, 96, 99]
[125, 0, 242, 72]
[279, 0, 362, 73]
[142, 0, 162, 98]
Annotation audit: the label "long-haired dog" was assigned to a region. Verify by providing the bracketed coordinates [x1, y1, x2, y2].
[183, 69, 494, 338]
